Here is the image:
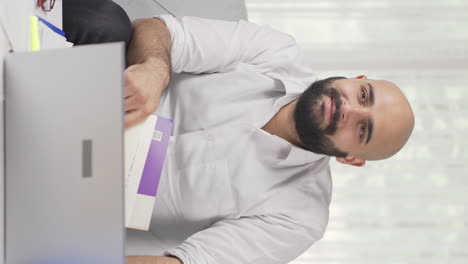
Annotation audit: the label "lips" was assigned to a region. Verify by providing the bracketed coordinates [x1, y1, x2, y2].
[324, 96, 335, 127]
[330, 96, 335, 123]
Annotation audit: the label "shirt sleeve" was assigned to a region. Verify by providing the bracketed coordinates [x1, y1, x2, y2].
[158, 15, 306, 76]
[163, 213, 327, 264]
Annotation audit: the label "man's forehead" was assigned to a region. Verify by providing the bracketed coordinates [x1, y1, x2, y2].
[334, 77, 369, 87]
[365, 81, 412, 159]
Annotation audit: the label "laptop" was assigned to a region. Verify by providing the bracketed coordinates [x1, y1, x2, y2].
[5, 43, 125, 264]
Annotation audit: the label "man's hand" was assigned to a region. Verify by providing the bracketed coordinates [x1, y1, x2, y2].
[126, 256, 183, 264]
[125, 18, 172, 128]
[124, 59, 169, 128]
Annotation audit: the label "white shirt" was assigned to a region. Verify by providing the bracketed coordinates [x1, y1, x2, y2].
[126, 15, 333, 264]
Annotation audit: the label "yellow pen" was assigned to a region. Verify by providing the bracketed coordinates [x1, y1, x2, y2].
[30, 16, 41, 51]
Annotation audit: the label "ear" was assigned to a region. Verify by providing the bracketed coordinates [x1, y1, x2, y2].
[335, 156, 366, 167]
[355, 75, 367, 80]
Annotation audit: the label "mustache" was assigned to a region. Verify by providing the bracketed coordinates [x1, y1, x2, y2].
[324, 88, 342, 135]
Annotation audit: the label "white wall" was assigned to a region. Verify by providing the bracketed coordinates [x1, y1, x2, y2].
[247, 1, 468, 264]
[247, 0, 468, 71]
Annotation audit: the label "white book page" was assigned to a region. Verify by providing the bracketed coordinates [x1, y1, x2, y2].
[124, 115, 157, 227]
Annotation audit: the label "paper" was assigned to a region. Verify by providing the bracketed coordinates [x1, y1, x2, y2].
[37, 17, 73, 49]
[30, 16, 73, 51]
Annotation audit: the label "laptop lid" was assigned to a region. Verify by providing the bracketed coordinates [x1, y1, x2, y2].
[5, 43, 124, 264]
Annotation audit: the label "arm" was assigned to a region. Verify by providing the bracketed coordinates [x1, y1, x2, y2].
[162, 215, 327, 264]
[160, 15, 300, 75]
[126, 256, 182, 264]
[124, 18, 172, 128]
[123, 16, 308, 127]
[160, 15, 316, 97]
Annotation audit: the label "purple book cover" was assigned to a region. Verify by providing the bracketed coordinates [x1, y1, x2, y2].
[137, 115, 173, 197]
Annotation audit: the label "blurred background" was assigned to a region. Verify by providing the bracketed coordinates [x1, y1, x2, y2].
[246, 0, 468, 263]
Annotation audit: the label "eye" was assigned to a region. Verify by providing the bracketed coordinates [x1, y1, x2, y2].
[359, 123, 366, 138]
[360, 88, 367, 104]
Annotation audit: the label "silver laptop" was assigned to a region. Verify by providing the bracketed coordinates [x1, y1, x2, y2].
[5, 43, 125, 264]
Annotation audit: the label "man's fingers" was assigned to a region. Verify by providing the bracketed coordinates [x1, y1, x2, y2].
[124, 69, 136, 98]
[122, 62, 164, 128]
[124, 85, 134, 98]
[125, 109, 144, 128]
[124, 95, 139, 112]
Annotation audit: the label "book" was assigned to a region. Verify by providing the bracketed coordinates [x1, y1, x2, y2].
[124, 114, 173, 230]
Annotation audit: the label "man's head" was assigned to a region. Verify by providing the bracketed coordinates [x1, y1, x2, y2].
[294, 75, 414, 166]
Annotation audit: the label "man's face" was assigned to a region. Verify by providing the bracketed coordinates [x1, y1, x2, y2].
[294, 76, 414, 163]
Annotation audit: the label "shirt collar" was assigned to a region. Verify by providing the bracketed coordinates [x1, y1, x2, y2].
[272, 95, 329, 165]
[254, 128, 329, 167]
[277, 143, 329, 167]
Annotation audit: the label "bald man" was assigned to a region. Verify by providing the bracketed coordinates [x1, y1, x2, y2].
[63, 2, 414, 264]
[124, 17, 414, 264]
[287, 76, 414, 163]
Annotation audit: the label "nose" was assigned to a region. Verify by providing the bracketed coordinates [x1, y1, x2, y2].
[341, 100, 370, 123]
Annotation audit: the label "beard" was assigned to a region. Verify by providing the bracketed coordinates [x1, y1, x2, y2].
[294, 77, 348, 157]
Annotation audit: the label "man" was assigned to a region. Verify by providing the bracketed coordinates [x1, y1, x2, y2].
[64, 1, 414, 264]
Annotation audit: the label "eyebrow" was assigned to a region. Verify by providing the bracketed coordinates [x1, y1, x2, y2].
[366, 118, 374, 144]
[368, 83, 375, 105]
